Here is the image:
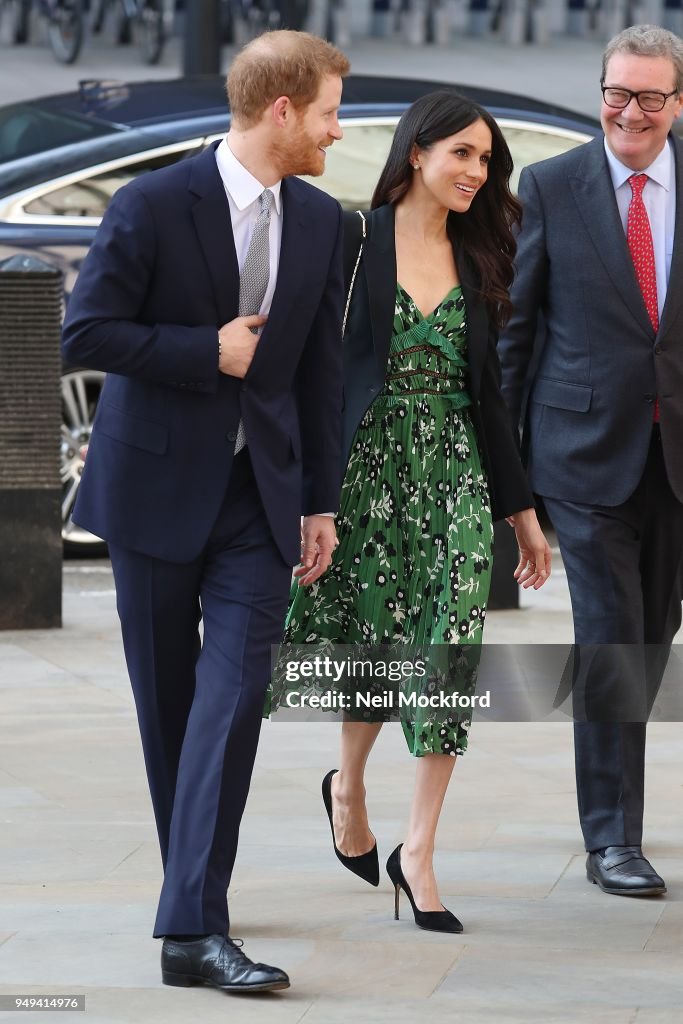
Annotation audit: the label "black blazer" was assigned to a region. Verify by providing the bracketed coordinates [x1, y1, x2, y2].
[341, 203, 532, 521]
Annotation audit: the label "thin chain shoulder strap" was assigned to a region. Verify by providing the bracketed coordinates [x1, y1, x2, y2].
[342, 210, 367, 338]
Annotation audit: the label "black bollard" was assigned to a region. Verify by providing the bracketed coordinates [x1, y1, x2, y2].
[183, 0, 221, 76]
[0, 255, 62, 629]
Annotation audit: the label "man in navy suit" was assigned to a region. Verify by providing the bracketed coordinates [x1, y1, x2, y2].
[62, 31, 349, 992]
[499, 25, 683, 898]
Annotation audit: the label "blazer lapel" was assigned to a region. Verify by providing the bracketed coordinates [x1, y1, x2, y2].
[363, 203, 397, 375]
[262, 177, 307, 334]
[189, 142, 240, 326]
[457, 246, 488, 398]
[569, 138, 654, 338]
[657, 134, 683, 339]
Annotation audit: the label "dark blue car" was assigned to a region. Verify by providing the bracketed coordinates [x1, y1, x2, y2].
[0, 74, 600, 551]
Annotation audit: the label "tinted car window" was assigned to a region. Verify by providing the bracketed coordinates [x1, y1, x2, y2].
[301, 121, 588, 207]
[0, 103, 117, 164]
[300, 122, 397, 210]
[23, 146, 201, 218]
[501, 124, 586, 193]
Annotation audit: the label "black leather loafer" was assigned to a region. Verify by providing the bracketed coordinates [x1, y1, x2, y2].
[161, 934, 290, 992]
[586, 846, 667, 897]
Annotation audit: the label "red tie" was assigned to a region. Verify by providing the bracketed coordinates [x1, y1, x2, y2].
[627, 173, 659, 421]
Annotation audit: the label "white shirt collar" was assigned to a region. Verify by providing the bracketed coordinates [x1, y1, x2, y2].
[215, 136, 282, 214]
[603, 135, 674, 192]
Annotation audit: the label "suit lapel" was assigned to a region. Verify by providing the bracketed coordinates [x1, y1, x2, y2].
[190, 154, 309, 376]
[246, 176, 308, 377]
[363, 204, 397, 375]
[262, 178, 307, 336]
[569, 138, 654, 338]
[658, 135, 683, 339]
[189, 143, 240, 326]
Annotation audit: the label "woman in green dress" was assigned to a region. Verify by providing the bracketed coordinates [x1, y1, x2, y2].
[281, 92, 551, 932]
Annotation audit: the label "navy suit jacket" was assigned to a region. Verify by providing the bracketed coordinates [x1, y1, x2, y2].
[62, 142, 344, 565]
[341, 203, 533, 521]
[498, 135, 683, 506]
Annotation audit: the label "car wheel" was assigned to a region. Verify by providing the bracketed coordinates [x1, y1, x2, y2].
[61, 367, 107, 556]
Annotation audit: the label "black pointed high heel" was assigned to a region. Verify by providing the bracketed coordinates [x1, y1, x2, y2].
[322, 770, 380, 886]
[386, 844, 463, 933]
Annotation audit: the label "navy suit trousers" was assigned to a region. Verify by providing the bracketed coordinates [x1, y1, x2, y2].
[544, 429, 683, 851]
[109, 450, 292, 937]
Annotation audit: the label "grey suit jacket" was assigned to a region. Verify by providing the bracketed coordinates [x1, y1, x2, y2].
[498, 134, 683, 506]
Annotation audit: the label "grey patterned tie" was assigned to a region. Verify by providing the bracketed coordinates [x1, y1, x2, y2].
[234, 187, 273, 454]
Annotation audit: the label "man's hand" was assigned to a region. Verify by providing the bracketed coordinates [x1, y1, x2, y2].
[507, 507, 552, 590]
[293, 515, 338, 586]
[218, 314, 267, 377]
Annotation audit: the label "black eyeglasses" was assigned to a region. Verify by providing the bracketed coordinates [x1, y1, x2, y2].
[601, 84, 679, 112]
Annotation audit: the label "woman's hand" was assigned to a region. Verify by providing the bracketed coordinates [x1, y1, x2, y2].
[505, 508, 552, 589]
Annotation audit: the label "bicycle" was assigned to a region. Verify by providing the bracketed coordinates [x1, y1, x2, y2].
[0, 0, 84, 62]
[91, 0, 165, 64]
[44, 0, 84, 62]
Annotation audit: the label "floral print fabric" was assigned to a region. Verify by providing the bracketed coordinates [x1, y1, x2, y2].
[271, 283, 494, 756]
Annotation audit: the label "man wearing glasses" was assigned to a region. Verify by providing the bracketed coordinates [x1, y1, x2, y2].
[499, 25, 683, 897]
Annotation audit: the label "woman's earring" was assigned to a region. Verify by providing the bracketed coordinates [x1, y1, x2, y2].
[413, 163, 419, 170]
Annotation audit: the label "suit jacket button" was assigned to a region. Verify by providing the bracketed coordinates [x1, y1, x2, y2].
[654, 343, 663, 354]
[227, 430, 237, 442]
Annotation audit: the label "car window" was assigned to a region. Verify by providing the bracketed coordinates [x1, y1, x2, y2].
[299, 122, 397, 210]
[0, 102, 117, 164]
[13, 119, 592, 223]
[499, 122, 587, 193]
[299, 120, 591, 208]
[22, 145, 202, 218]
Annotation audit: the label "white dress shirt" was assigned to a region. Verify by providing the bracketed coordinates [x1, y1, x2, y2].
[215, 136, 283, 316]
[604, 137, 676, 321]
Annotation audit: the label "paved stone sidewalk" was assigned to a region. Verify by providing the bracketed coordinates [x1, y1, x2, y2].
[0, 556, 681, 1022]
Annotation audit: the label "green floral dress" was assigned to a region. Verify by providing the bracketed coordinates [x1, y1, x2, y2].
[272, 283, 494, 756]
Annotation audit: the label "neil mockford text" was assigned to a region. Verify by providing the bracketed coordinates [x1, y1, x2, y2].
[281, 655, 491, 711]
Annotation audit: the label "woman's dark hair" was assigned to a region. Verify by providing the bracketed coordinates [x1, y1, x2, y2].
[371, 91, 522, 328]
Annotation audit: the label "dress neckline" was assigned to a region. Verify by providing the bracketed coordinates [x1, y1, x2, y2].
[397, 282, 462, 322]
